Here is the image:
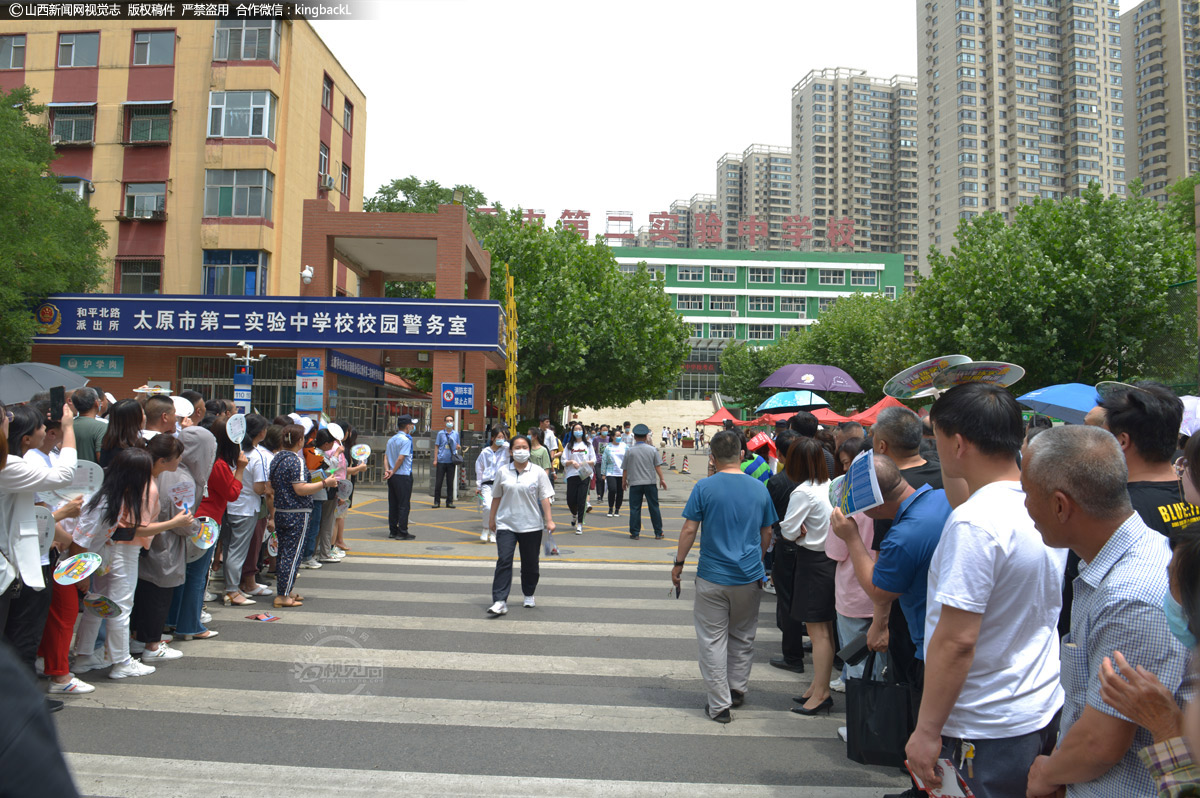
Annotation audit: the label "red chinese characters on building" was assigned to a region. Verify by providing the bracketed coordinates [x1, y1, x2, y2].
[827, 217, 855, 248]
[684, 362, 717, 372]
[559, 209, 590, 240]
[522, 209, 546, 225]
[649, 212, 680, 243]
[783, 215, 814, 247]
[738, 215, 768, 248]
[604, 211, 635, 242]
[694, 212, 723, 245]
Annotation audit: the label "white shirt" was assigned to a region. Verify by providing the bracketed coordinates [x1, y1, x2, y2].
[475, 445, 510, 484]
[779, 480, 832, 550]
[925, 480, 1067, 739]
[562, 440, 595, 479]
[491, 462, 553, 533]
[228, 445, 270, 516]
[23, 449, 60, 566]
[0, 449, 76, 592]
[542, 428, 559, 453]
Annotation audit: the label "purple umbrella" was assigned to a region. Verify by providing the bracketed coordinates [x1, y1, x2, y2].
[759, 364, 863, 394]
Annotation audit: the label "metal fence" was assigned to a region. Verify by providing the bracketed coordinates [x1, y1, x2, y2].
[1139, 279, 1198, 396]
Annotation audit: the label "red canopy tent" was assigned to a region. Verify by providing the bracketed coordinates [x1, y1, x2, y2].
[814, 407, 851, 425]
[697, 407, 744, 426]
[849, 396, 908, 426]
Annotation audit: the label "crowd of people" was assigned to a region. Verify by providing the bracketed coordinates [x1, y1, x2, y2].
[0, 387, 365, 704]
[676, 381, 1200, 798]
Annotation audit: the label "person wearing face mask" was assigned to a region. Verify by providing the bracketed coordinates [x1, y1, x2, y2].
[475, 426, 511, 543]
[1022, 426, 1192, 798]
[485, 435, 555, 615]
[562, 423, 595, 534]
[434, 415, 461, 509]
[383, 415, 416, 541]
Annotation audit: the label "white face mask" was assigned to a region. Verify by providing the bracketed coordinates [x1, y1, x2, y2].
[512, 449, 530, 463]
[446, 421, 454, 429]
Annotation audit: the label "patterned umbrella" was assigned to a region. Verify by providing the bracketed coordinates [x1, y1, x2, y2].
[759, 364, 863, 394]
[755, 390, 830, 414]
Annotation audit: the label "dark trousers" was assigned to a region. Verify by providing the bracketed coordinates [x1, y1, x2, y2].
[491, 529, 542, 602]
[606, 476, 624, 513]
[302, 499, 323, 560]
[241, 517, 267, 585]
[940, 712, 1060, 798]
[0, 568, 54, 674]
[595, 472, 605, 500]
[434, 462, 457, 505]
[131, 579, 174, 644]
[388, 472, 413, 535]
[628, 484, 663, 536]
[566, 475, 589, 523]
[772, 541, 808, 664]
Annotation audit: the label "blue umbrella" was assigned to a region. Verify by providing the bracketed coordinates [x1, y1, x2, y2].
[755, 390, 829, 414]
[1016, 383, 1100, 425]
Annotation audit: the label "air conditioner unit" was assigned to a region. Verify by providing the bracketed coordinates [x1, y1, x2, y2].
[133, 208, 154, 219]
[320, 174, 336, 190]
[51, 135, 62, 145]
[729, 310, 740, 318]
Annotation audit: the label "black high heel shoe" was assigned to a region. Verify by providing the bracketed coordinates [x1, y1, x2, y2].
[790, 696, 833, 716]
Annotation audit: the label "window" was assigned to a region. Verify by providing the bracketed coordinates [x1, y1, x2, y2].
[850, 269, 878, 286]
[690, 324, 704, 337]
[319, 143, 330, 176]
[748, 267, 775, 283]
[58, 179, 91, 203]
[709, 323, 734, 339]
[677, 294, 703, 310]
[818, 296, 838, 314]
[208, 91, 277, 140]
[710, 295, 736, 311]
[322, 75, 332, 110]
[213, 20, 281, 64]
[678, 265, 704, 281]
[710, 266, 735, 282]
[126, 104, 170, 142]
[58, 33, 99, 67]
[118, 259, 161, 294]
[747, 324, 774, 340]
[133, 31, 174, 65]
[203, 250, 268, 296]
[340, 163, 350, 195]
[0, 35, 25, 69]
[819, 269, 845, 285]
[884, 286, 897, 300]
[123, 183, 165, 218]
[780, 267, 806, 284]
[748, 296, 774, 312]
[51, 106, 95, 144]
[203, 169, 274, 219]
[781, 297, 807, 316]
[343, 99, 353, 132]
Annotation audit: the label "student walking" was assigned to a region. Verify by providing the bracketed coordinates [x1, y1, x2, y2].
[485, 436, 555, 615]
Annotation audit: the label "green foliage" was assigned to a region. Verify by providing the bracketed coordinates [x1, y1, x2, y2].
[481, 210, 692, 418]
[1166, 173, 1200, 235]
[0, 87, 108, 363]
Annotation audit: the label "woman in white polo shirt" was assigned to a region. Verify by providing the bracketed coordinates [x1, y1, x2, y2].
[485, 435, 555, 616]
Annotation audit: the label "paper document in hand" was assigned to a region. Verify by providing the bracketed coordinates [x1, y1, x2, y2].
[831, 450, 884, 515]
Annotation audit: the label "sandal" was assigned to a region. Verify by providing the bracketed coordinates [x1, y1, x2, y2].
[242, 584, 273, 596]
[273, 596, 303, 608]
[222, 592, 256, 606]
[290, 593, 305, 602]
[176, 629, 219, 641]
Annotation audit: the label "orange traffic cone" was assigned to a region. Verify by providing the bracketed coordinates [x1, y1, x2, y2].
[681, 456, 690, 474]
[670, 453, 677, 470]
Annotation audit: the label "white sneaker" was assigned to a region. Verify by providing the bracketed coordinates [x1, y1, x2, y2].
[300, 558, 323, 569]
[487, 601, 508, 615]
[48, 676, 95, 694]
[830, 677, 846, 693]
[73, 652, 111, 673]
[837, 726, 848, 742]
[141, 643, 183, 661]
[199, 610, 212, 625]
[523, 596, 535, 608]
[129, 640, 146, 655]
[109, 658, 156, 679]
[203, 591, 218, 602]
[480, 531, 490, 542]
[318, 556, 340, 563]
[606, 513, 613, 517]
[575, 525, 583, 535]
[331, 549, 346, 559]
[488, 533, 497, 543]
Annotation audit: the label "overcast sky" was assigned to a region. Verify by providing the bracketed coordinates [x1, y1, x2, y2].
[314, 0, 1141, 234]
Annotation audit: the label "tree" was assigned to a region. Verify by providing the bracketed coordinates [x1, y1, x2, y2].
[0, 87, 108, 363]
[365, 176, 500, 238]
[1166, 173, 1200, 236]
[481, 210, 691, 418]
[907, 182, 1195, 389]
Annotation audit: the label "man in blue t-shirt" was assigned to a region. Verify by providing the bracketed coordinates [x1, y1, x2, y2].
[433, 414, 461, 509]
[672, 430, 778, 724]
[828, 453, 951, 690]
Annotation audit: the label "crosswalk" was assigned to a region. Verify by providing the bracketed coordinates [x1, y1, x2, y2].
[55, 557, 910, 797]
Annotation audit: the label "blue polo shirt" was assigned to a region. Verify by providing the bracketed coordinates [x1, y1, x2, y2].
[682, 472, 778, 585]
[386, 431, 413, 476]
[435, 429, 459, 464]
[870, 484, 952, 660]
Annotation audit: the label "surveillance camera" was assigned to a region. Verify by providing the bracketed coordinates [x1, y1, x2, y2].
[300, 265, 314, 285]
[236, 341, 248, 348]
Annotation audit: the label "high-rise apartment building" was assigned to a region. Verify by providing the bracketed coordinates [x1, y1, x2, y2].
[792, 68, 921, 287]
[716, 151, 743, 248]
[713, 144, 793, 251]
[1122, 0, 1200, 204]
[917, 0, 1127, 275]
[0, 20, 365, 297]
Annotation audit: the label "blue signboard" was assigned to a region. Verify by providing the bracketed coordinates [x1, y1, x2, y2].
[60, 355, 125, 378]
[300, 357, 321, 370]
[32, 294, 505, 355]
[327, 350, 385, 385]
[440, 382, 475, 410]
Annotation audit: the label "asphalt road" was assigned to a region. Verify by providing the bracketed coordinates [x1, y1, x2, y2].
[53, 458, 909, 797]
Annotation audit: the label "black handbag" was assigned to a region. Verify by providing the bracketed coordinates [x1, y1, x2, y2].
[845, 652, 918, 768]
